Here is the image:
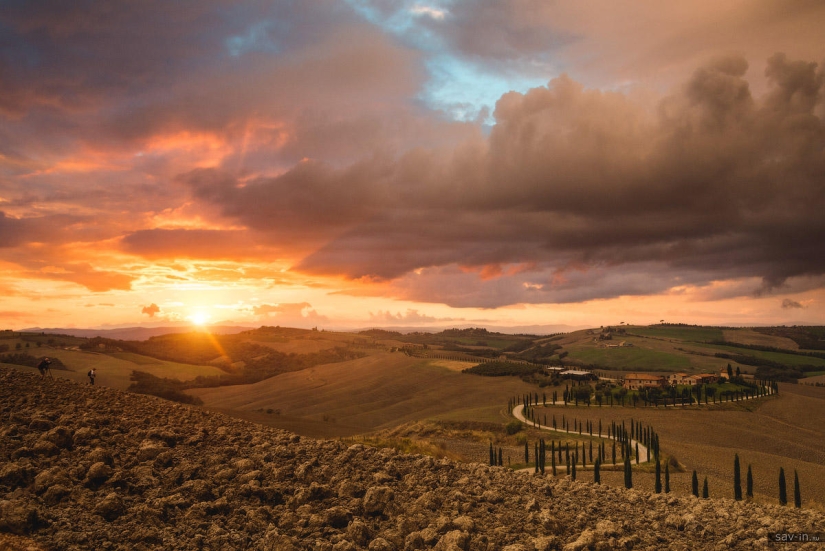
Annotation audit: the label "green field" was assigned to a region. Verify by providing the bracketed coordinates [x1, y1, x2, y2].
[630, 326, 724, 342]
[445, 336, 524, 349]
[565, 345, 692, 371]
[703, 344, 825, 367]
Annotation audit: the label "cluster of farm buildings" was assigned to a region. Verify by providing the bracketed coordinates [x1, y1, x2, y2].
[621, 369, 754, 390]
[546, 366, 754, 390]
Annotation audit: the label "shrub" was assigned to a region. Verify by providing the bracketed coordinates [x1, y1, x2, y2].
[505, 420, 523, 435]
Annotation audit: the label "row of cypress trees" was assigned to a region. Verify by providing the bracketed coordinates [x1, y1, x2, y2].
[733, 453, 802, 507]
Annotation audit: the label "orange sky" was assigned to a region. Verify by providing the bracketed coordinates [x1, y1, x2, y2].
[1, 1, 824, 331]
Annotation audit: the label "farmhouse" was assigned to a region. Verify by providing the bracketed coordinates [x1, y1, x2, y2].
[668, 372, 692, 385]
[623, 373, 666, 390]
[690, 373, 719, 385]
[718, 369, 755, 381]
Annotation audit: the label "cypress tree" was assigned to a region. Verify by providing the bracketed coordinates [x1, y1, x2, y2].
[566, 452, 570, 475]
[498, 447, 503, 466]
[594, 458, 601, 484]
[702, 477, 709, 498]
[535, 443, 539, 473]
[734, 454, 742, 501]
[794, 470, 801, 508]
[571, 455, 577, 480]
[540, 439, 545, 475]
[746, 465, 753, 499]
[655, 459, 662, 493]
[779, 468, 787, 506]
[612, 441, 617, 465]
[589, 440, 593, 463]
[665, 461, 670, 493]
[489, 442, 495, 466]
[691, 471, 699, 497]
[623, 455, 632, 489]
[636, 442, 639, 465]
[551, 443, 557, 476]
[525, 441, 529, 464]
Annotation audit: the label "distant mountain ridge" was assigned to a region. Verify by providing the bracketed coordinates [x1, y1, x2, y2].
[19, 325, 256, 341]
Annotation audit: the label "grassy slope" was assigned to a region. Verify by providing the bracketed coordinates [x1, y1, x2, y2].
[188, 352, 537, 438]
[561, 326, 824, 374]
[701, 343, 825, 367]
[1, 347, 225, 390]
[631, 326, 724, 342]
[722, 328, 800, 350]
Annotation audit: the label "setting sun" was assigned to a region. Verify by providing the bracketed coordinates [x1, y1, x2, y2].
[188, 311, 210, 326]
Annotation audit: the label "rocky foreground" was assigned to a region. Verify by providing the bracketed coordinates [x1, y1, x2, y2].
[1, 368, 823, 550]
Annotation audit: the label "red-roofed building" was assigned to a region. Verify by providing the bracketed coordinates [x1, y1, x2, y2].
[622, 373, 666, 390]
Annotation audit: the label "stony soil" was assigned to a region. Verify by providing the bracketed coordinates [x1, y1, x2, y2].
[2, 367, 824, 550]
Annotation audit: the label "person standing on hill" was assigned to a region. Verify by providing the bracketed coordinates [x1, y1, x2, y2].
[37, 357, 52, 379]
[88, 368, 96, 385]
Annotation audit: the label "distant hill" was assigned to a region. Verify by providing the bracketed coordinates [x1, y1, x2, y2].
[20, 325, 256, 340]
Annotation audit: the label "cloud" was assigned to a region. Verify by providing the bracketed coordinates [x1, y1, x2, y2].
[25, 263, 134, 293]
[368, 309, 459, 324]
[182, 54, 825, 307]
[142, 303, 160, 317]
[121, 229, 263, 260]
[252, 302, 329, 326]
[781, 299, 804, 309]
[2, 1, 825, 319]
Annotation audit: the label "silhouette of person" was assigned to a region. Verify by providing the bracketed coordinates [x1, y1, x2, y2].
[37, 358, 52, 379]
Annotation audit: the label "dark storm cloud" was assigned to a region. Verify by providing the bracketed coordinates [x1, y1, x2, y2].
[3, 1, 825, 310]
[781, 299, 804, 310]
[184, 54, 825, 306]
[121, 229, 262, 260]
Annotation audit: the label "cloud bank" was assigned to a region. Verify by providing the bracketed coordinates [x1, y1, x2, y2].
[1, 0, 824, 325]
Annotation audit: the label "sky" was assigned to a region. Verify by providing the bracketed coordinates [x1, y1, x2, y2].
[1, 0, 824, 332]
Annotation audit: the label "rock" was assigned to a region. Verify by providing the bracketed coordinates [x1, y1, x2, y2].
[324, 506, 352, 529]
[93, 492, 125, 520]
[30, 440, 59, 457]
[85, 461, 113, 485]
[0, 462, 29, 489]
[42, 426, 73, 449]
[363, 486, 394, 515]
[452, 515, 474, 532]
[564, 529, 597, 551]
[0, 500, 42, 535]
[137, 439, 166, 461]
[404, 531, 425, 550]
[28, 418, 53, 431]
[87, 447, 114, 465]
[347, 520, 371, 546]
[41, 484, 71, 505]
[368, 537, 394, 551]
[435, 530, 470, 551]
[533, 535, 559, 551]
[33, 467, 70, 494]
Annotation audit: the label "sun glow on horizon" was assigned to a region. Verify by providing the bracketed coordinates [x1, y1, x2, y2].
[188, 311, 211, 326]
